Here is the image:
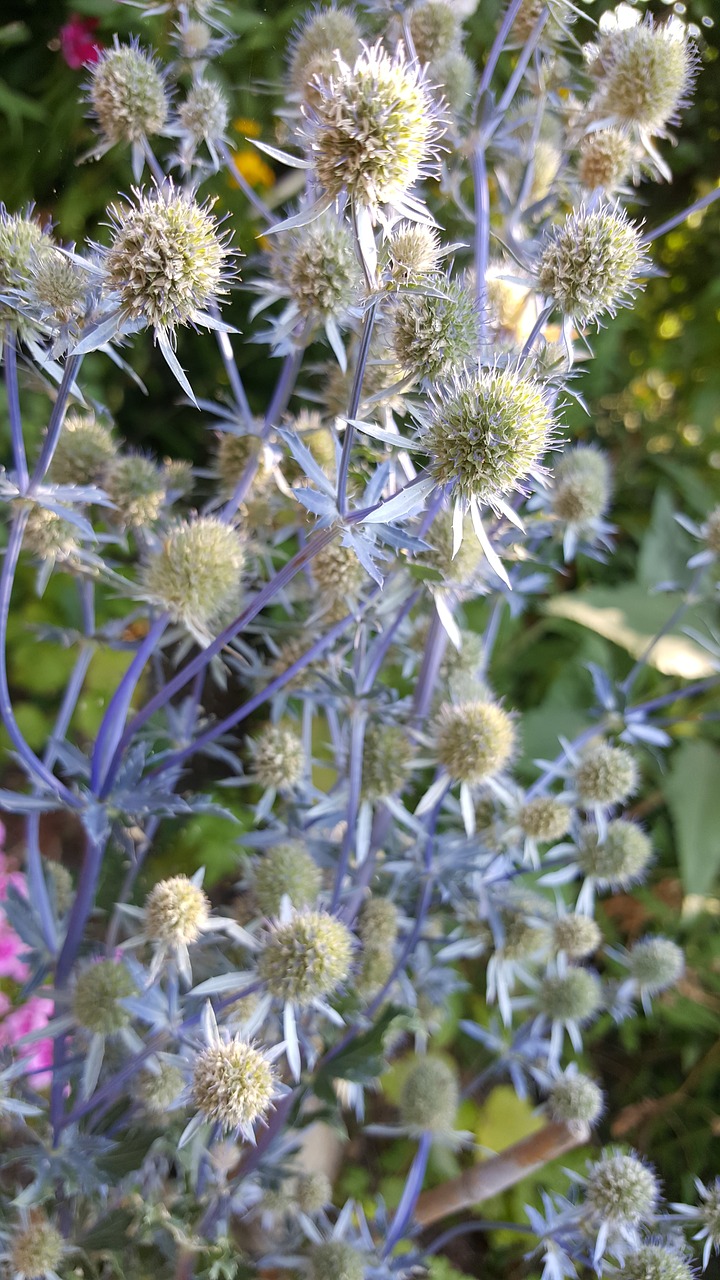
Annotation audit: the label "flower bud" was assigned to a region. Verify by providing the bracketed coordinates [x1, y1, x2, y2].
[251, 842, 322, 916]
[585, 1149, 659, 1225]
[294, 1170, 332, 1213]
[23, 506, 78, 562]
[258, 909, 353, 1005]
[143, 516, 245, 639]
[139, 1063, 185, 1116]
[547, 1070, 603, 1127]
[400, 1056, 459, 1133]
[273, 215, 362, 321]
[72, 959, 137, 1035]
[10, 1217, 65, 1280]
[628, 936, 684, 995]
[385, 223, 443, 286]
[539, 204, 648, 327]
[0, 209, 54, 331]
[518, 796, 571, 842]
[553, 913, 602, 959]
[589, 10, 696, 137]
[408, 0, 462, 63]
[392, 275, 479, 382]
[361, 726, 415, 801]
[578, 129, 633, 192]
[574, 743, 638, 807]
[435, 699, 516, 785]
[358, 897, 400, 948]
[308, 1241, 367, 1280]
[145, 875, 210, 947]
[88, 40, 169, 146]
[192, 1038, 276, 1131]
[29, 247, 89, 325]
[50, 410, 117, 486]
[250, 723, 306, 789]
[578, 819, 652, 890]
[105, 454, 166, 527]
[288, 8, 362, 96]
[538, 968, 602, 1024]
[552, 445, 611, 525]
[430, 49, 475, 114]
[623, 1245, 694, 1280]
[178, 77, 229, 144]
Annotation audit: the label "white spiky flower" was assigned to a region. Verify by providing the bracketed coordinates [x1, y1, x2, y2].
[587, 5, 697, 140]
[538, 204, 649, 328]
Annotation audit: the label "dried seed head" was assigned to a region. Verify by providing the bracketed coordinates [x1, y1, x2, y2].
[518, 796, 571, 842]
[361, 725, 415, 801]
[578, 128, 634, 192]
[578, 819, 652, 890]
[294, 1170, 332, 1213]
[289, 8, 363, 95]
[258, 908, 353, 1004]
[251, 842, 322, 916]
[143, 516, 245, 638]
[400, 1056, 459, 1133]
[192, 1038, 276, 1131]
[552, 445, 612, 525]
[305, 43, 445, 213]
[178, 77, 229, 143]
[623, 1245, 694, 1280]
[105, 454, 166, 527]
[539, 204, 648, 327]
[547, 1070, 604, 1127]
[250, 724, 306, 789]
[273, 215, 362, 320]
[392, 275, 479, 382]
[144, 875, 210, 946]
[72, 959, 137, 1035]
[425, 367, 555, 507]
[538, 968, 602, 1023]
[50, 410, 117, 486]
[435, 699, 516, 785]
[385, 222, 443, 286]
[585, 1149, 660, 1225]
[575, 743, 638, 807]
[105, 184, 232, 337]
[10, 1218, 65, 1280]
[408, 0, 462, 63]
[628, 936, 684, 994]
[308, 1240, 367, 1280]
[589, 10, 696, 137]
[553, 913, 602, 959]
[88, 41, 169, 145]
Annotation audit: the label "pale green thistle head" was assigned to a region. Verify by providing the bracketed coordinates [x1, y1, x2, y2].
[553, 913, 602, 959]
[0, 207, 54, 331]
[538, 204, 649, 327]
[623, 1245, 694, 1280]
[273, 215, 362, 321]
[552, 445, 611, 525]
[399, 1056, 459, 1134]
[518, 796, 571, 842]
[385, 222, 443, 286]
[361, 725, 415, 801]
[585, 1149, 660, 1225]
[72, 959, 137, 1035]
[578, 129, 634, 192]
[192, 1038, 277, 1131]
[288, 7, 363, 96]
[589, 7, 697, 138]
[308, 1240, 367, 1280]
[547, 1070, 604, 1127]
[408, 0, 462, 63]
[105, 454, 166, 528]
[49, 410, 117, 486]
[251, 842, 322, 916]
[435, 699, 516, 785]
[628, 936, 684, 994]
[578, 819, 653, 890]
[142, 516, 245, 640]
[88, 40, 169, 147]
[9, 1217, 65, 1280]
[250, 723, 306, 789]
[23, 506, 78, 563]
[574, 742, 638, 807]
[538, 967, 602, 1024]
[144, 875, 210, 947]
[178, 77, 229, 144]
[258, 908, 354, 1005]
[392, 274, 479, 383]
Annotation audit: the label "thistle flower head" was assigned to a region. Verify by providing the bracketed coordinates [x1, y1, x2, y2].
[538, 968, 602, 1024]
[361, 725, 415, 801]
[385, 222, 443, 285]
[0, 208, 54, 330]
[308, 1241, 367, 1280]
[392, 275, 479, 382]
[250, 724, 306, 789]
[9, 1217, 65, 1280]
[589, 7, 696, 137]
[23, 506, 78, 563]
[251, 842, 322, 916]
[538, 204, 649, 327]
[258, 908, 354, 1005]
[435, 699, 516, 785]
[430, 49, 475, 114]
[142, 516, 245, 640]
[215, 430, 263, 497]
[87, 39, 169, 147]
[312, 540, 365, 602]
[408, 0, 462, 63]
[547, 1069, 604, 1127]
[294, 1170, 332, 1213]
[355, 897, 399, 997]
[288, 7, 363, 96]
[144, 874, 210, 947]
[192, 1037, 277, 1132]
[623, 1245, 694, 1280]
[628, 936, 684, 994]
[180, 20, 213, 59]
[518, 796, 571, 842]
[578, 128, 634, 192]
[49, 410, 117, 486]
[424, 367, 555, 508]
[553, 913, 602, 959]
[574, 742, 638, 807]
[178, 77, 229, 144]
[695, 1180, 720, 1255]
[28, 247, 89, 325]
[399, 1056, 459, 1134]
[72, 958, 137, 1035]
[424, 510, 483, 584]
[139, 1063, 185, 1116]
[303, 42, 445, 214]
[105, 454, 166, 527]
[585, 1149, 660, 1225]
[104, 183, 233, 338]
[273, 215, 362, 320]
[578, 819, 652, 890]
[358, 896, 399, 947]
[552, 445, 612, 525]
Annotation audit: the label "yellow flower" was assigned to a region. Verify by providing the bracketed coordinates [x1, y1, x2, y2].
[229, 147, 275, 190]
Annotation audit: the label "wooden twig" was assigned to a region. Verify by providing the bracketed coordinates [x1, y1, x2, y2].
[415, 1121, 591, 1228]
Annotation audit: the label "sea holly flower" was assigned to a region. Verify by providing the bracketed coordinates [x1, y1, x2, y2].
[84, 38, 170, 176]
[581, 1148, 660, 1260]
[0, 1213, 68, 1280]
[538, 204, 650, 331]
[120, 870, 247, 984]
[670, 1178, 720, 1270]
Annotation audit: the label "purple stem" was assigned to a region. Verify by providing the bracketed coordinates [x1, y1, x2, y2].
[55, 832, 107, 985]
[413, 607, 447, 723]
[29, 355, 81, 488]
[643, 185, 720, 245]
[494, 6, 549, 117]
[337, 299, 378, 516]
[475, 0, 527, 107]
[471, 145, 490, 352]
[92, 613, 170, 796]
[330, 709, 368, 912]
[384, 1132, 432, 1255]
[4, 328, 28, 491]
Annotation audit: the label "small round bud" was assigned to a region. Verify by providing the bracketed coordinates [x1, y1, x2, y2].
[305, 43, 444, 213]
[400, 1057, 459, 1133]
[430, 49, 475, 113]
[10, 1218, 65, 1280]
[358, 897, 400, 948]
[143, 517, 245, 638]
[273, 216, 361, 321]
[294, 1171, 332, 1213]
[105, 454, 166, 527]
[578, 129, 633, 192]
[362, 726, 415, 801]
[181, 20, 213, 59]
[518, 796, 571, 842]
[72, 959, 137, 1035]
[105, 184, 232, 336]
[590, 11, 696, 137]
[178, 77, 228, 144]
[250, 724, 306, 789]
[88, 41, 169, 146]
[192, 1038, 276, 1131]
[578, 819, 652, 890]
[547, 1070, 604, 1127]
[145, 875, 210, 946]
[585, 1149, 660, 1225]
[424, 510, 483, 585]
[0, 208, 54, 328]
[139, 1063, 185, 1116]
[703, 508, 720, 557]
[499, 909, 550, 960]
[288, 9, 362, 95]
[553, 914, 602, 959]
[308, 1240, 366, 1280]
[385, 223, 443, 286]
[628, 936, 684, 995]
[425, 367, 555, 508]
[435, 700, 516, 785]
[23, 506, 78, 562]
[312, 540, 365, 602]
[215, 430, 262, 498]
[162, 458, 194, 498]
[392, 275, 479, 382]
[575, 743, 638, 807]
[354, 942, 395, 1000]
[50, 410, 117, 486]
[251, 843, 322, 916]
[45, 861, 74, 915]
[29, 247, 88, 324]
[552, 445, 611, 525]
[538, 968, 602, 1024]
[539, 204, 648, 327]
[258, 909, 353, 1005]
[408, 0, 462, 63]
[623, 1245, 694, 1280]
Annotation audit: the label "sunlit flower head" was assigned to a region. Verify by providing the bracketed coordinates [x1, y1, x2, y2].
[258, 907, 354, 1006]
[587, 5, 697, 138]
[8, 1216, 66, 1280]
[578, 128, 634, 192]
[142, 516, 244, 642]
[49, 410, 117, 486]
[539, 204, 649, 327]
[86, 38, 169, 152]
[392, 274, 479, 383]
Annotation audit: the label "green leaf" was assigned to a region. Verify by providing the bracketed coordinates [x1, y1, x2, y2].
[79, 1209, 135, 1252]
[316, 1006, 404, 1089]
[665, 739, 720, 895]
[97, 1128, 161, 1178]
[638, 485, 694, 590]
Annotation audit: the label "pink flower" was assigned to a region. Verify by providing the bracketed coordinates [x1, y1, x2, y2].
[59, 14, 102, 70]
[0, 918, 29, 982]
[0, 996, 55, 1089]
[0, 852, 26, 902]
